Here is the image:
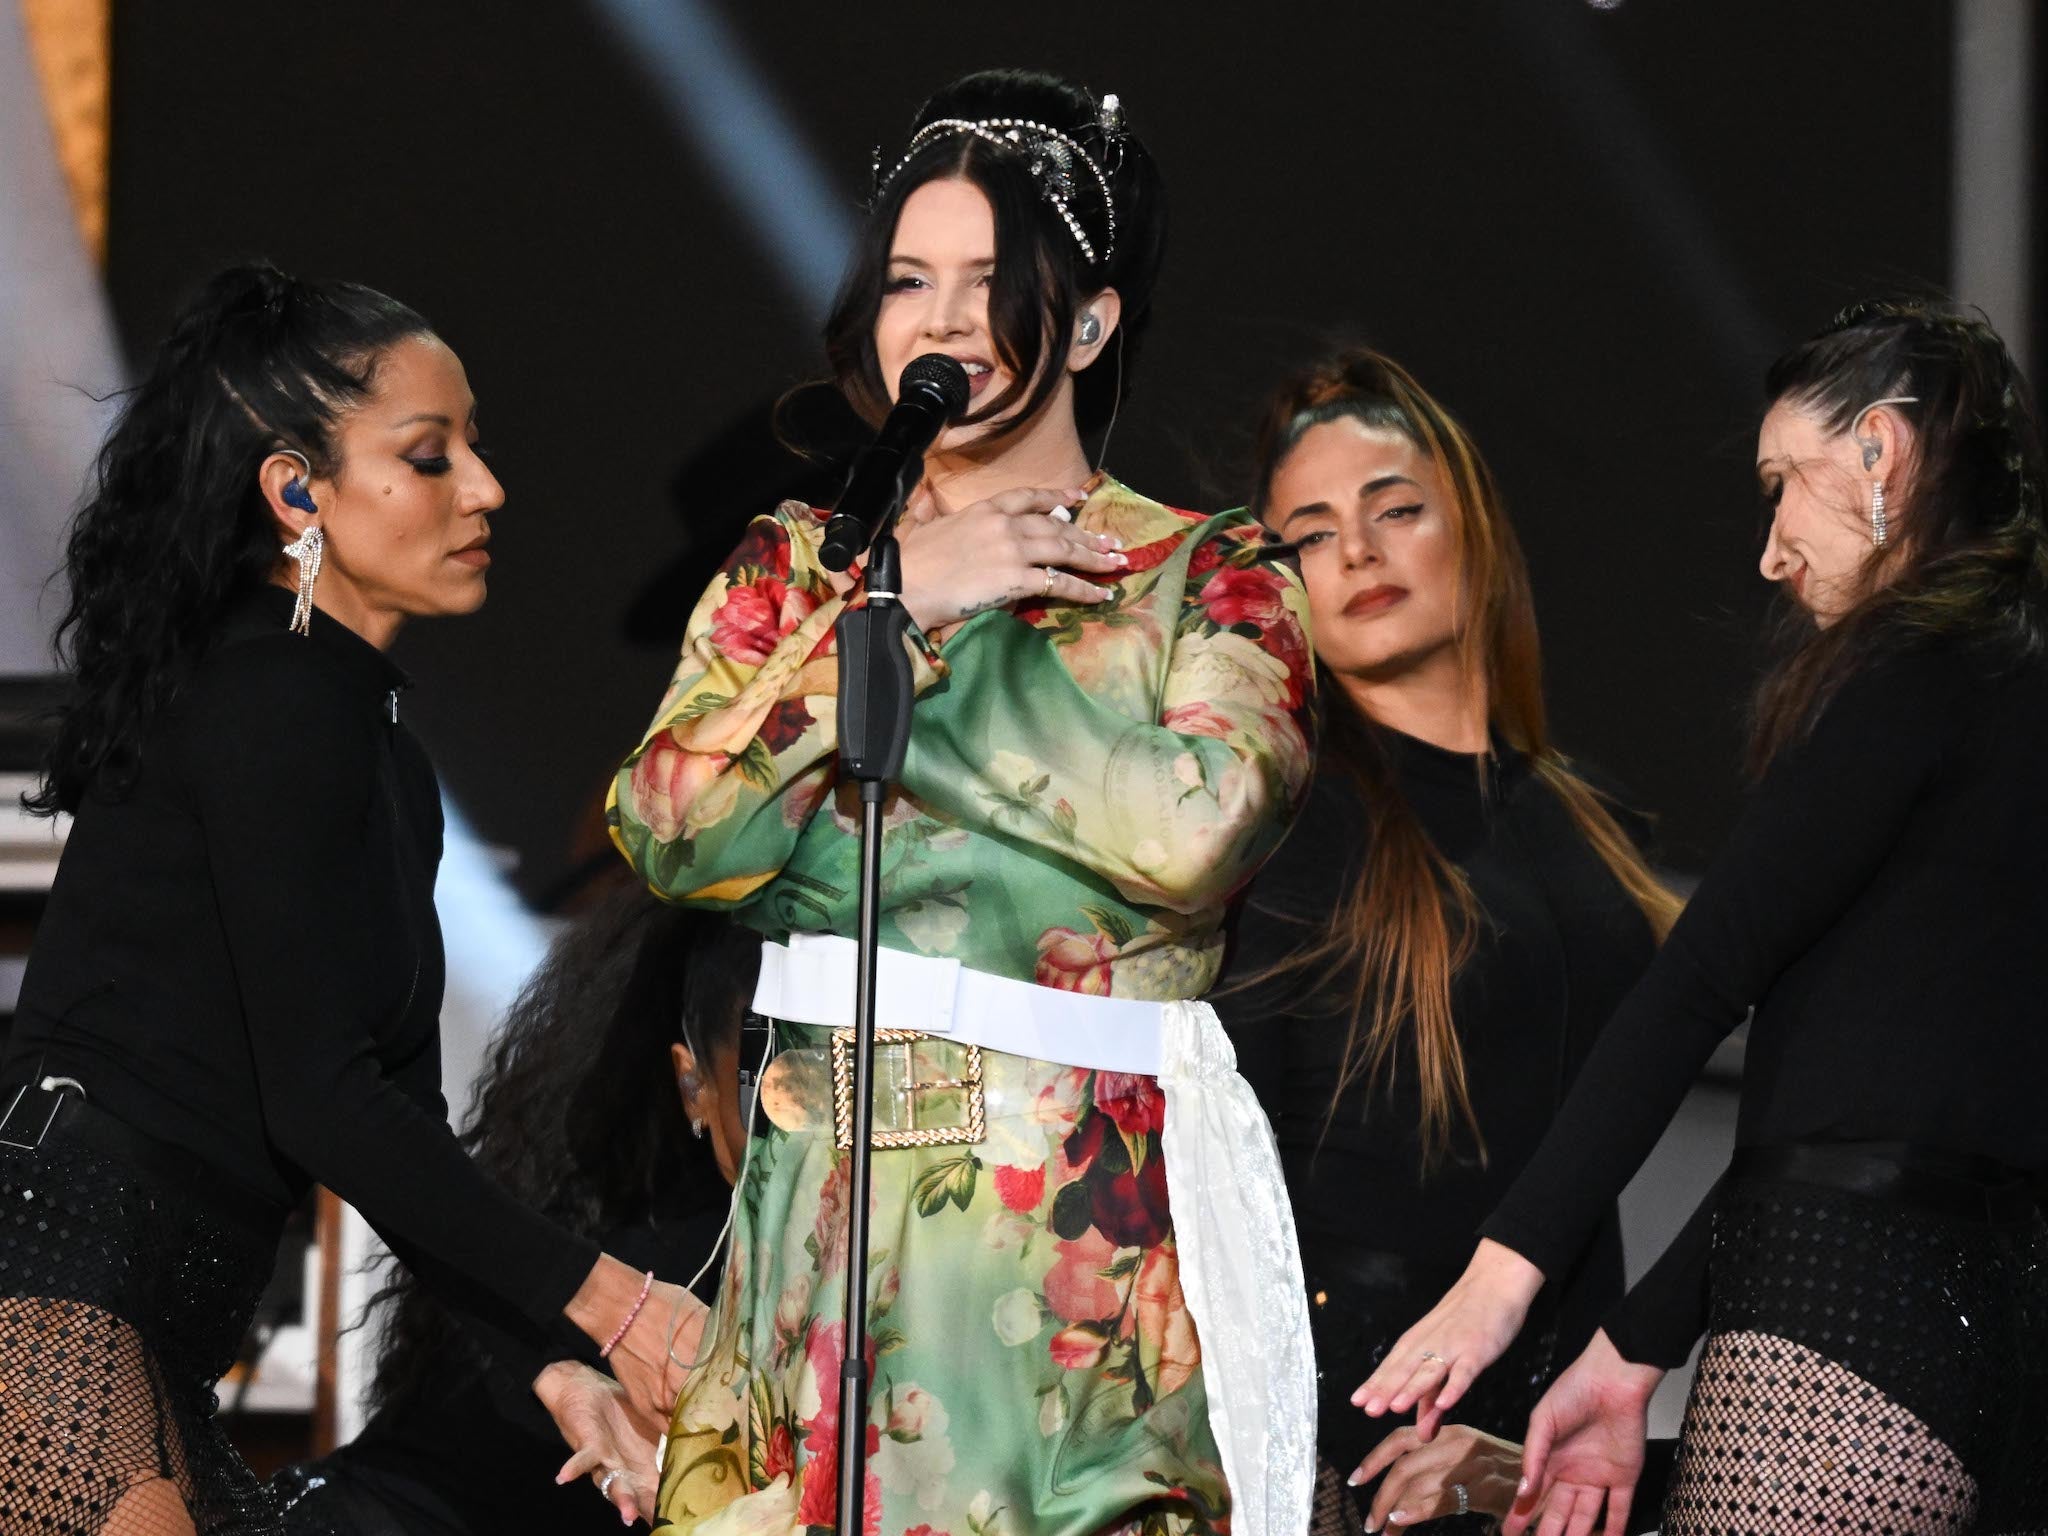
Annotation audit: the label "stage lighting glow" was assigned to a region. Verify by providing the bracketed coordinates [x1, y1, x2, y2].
[586, 0, 854, 315]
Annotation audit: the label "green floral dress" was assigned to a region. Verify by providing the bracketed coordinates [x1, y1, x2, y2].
[610, 478, 1315, 1536]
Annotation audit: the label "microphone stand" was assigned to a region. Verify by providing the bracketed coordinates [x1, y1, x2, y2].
[830, 518, 916, 1536]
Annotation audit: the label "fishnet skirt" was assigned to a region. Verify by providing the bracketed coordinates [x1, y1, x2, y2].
[1662, 1146, 2048, 1536]
[0, 1109, 285, 1535]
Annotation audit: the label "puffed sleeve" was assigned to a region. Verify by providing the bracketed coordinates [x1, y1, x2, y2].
[609, 502, 946, 907]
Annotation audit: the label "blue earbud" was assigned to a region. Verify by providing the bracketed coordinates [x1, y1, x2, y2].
[281, 478, 317, 514]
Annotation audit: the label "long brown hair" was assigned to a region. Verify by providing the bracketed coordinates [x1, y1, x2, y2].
[1248, 348, 1682, 1164]
[1750, 298, 2048, 773]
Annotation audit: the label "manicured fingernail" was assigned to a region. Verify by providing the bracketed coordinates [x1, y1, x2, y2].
[1518, 1476, 1530, 1495]
[1093, 585, 1114, 600]
[620, 1511, 633, 1527]
[1388, 1514, 1407, 1526]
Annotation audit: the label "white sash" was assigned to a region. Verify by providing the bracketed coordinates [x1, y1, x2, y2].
[752, 938, 1315, 1536]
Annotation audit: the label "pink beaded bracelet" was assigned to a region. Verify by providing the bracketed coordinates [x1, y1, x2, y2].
[598, 1269, 655, 1360]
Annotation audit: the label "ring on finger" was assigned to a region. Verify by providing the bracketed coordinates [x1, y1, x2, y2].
[598, 1468, 619, 1498]
[1418, 1349, 1446, 1365]
[1041, 565, 1055, 597]
[1451, 1482, 1470, 1516]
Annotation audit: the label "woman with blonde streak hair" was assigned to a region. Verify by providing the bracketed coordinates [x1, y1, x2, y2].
[1214, 348, 1682, 1534]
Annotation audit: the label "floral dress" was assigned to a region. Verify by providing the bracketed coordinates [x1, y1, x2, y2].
[610, 478, 1315, 1536]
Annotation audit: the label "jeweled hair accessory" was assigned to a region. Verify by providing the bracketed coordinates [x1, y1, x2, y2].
[872, 95, 1124, 265]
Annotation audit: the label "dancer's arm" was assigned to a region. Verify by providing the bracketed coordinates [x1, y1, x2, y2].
[1357, 643, 1957, 1424]
[183, 641, 698, 1421]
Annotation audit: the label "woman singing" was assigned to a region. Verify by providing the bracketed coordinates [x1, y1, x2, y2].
[1357, 299, 2048, 1536]
[610, 69, 1318, 1536]
[1215, 349, 1680, 1534]
[4, 265, 701, 1534]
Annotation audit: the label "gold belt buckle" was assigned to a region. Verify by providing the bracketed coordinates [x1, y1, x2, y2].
[830, 1027, 986, 1150]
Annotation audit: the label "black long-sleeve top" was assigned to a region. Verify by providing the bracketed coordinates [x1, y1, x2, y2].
[1486, 637, 2048, 1364]
[298, 1184, 729, 1536]
[1215, 727, 1658, 1382]
[9, 585, 598, 1349]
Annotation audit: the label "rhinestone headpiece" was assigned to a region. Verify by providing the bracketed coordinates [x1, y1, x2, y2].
[872, 96, 1124, 266]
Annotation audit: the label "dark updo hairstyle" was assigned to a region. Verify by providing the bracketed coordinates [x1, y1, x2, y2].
[26, 262, 433, 816]
[1750, 297, 2048, 771]
[822, 68, 1167, 445]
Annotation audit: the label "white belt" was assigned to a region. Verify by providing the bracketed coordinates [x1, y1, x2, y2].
[750, 934, 1316, 1535]
[751, 932, 1165, 1075]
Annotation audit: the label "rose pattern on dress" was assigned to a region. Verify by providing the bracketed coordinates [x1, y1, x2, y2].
[629, 482, 1297, 1535]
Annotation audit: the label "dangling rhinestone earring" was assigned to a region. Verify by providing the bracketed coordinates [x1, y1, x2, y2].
[282, 525, 323, 635]
[1870, 481, 1889, 549]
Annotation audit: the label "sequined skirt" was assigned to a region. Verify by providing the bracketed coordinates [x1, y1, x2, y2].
[1671, 1141, 2048, 1532]
[0, 1097, 287, 1534]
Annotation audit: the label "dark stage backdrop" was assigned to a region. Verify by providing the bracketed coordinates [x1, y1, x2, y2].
[107, 2, 1966, 899]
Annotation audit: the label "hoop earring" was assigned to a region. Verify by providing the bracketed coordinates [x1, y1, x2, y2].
[282, 525, 323, 635]
[1870, 481, 1889, 549]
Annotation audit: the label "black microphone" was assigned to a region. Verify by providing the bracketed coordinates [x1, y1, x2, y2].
[818, 354, 972, 572]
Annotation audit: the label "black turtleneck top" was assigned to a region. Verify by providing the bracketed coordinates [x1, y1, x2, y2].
[9, 586, 598, 1349]
[1486, 636, 2048, 1364]
[1213, 727, 1658, 1474]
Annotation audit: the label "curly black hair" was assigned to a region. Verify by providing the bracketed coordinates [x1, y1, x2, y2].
[27, 261, 431, 816]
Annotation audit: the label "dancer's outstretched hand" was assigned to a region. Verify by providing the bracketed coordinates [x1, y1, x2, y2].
[1351, 1422, 1521, 1530]
[1351, 1239, 1545, 1438]
[1503, 1329, 1663, 1536]
[536, 1360, 659, 1525]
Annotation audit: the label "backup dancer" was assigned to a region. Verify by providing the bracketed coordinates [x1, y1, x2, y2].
[1216, 349, 1678, 1533]
[1360, 299, 2048, 1536]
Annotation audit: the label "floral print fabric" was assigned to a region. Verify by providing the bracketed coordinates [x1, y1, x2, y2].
[610, 479, 1315, 1534]
[608, 478, 1314, 1002]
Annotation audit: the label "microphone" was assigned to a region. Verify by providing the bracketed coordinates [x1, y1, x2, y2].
[818, 354, 972, 572]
